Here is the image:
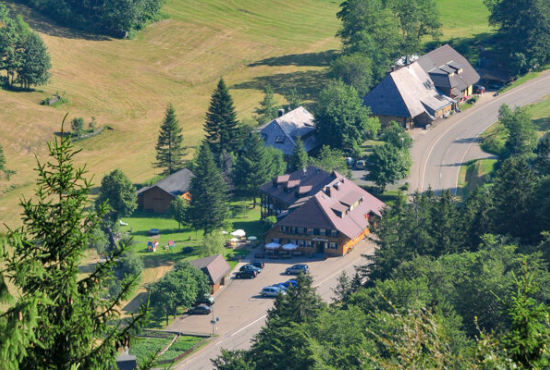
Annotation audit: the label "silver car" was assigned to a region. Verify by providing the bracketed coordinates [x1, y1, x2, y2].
[261, 286, 286, 297]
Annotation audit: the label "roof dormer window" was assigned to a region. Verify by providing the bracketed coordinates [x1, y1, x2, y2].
[275, 136, 285, 143]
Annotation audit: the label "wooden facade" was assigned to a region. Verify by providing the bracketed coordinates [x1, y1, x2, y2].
[138, 186, 174, 213]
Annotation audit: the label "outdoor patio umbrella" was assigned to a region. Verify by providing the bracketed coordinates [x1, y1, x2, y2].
[230, 238, 239, 242]
[231, 229, 246, 237]
[248, 236, 257, 241]
[282, 243, 298, 251]
[265, 242, 281, 249]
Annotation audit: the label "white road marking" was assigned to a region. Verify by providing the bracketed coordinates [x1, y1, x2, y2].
[230, 315, 266, 337]
[215, 341, 222, 346]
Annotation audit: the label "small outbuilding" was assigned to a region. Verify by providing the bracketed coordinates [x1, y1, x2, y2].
[137, 168, 194, 213]
[189, 254, 231, 294]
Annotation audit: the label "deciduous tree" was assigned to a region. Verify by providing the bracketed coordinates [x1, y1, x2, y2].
[96, 169, 137, 221]
[169, 196, 188, 230]
[367, 143, 410, 192]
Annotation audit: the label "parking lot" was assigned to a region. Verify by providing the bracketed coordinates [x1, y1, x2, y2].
[169, 238, 377, 369]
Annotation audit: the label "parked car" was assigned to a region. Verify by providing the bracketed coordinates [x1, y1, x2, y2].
[285, 264, 309, 275]
[194, 293, 215, 306]
[148, 228, 160, 236]
[240, 264, 262, 274]
[188, 304, 211, 315]
[281, 279, 298, 288]
[473, 84, 485, 94]
[251, 260, 265, 268]
[345, 157, 355, 168]
[355, 160, 366, 170]
[261, 286, 287, 297]
[235, 270, 257, 279]
[272, 283, 288, 291]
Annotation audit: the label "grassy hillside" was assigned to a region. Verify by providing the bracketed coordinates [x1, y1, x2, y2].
[0, 0, 490, 229]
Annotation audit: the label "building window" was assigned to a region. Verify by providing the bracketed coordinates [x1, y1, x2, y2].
[307, 228, 313, 235]
[328, 242, 337, 250]
[280, 226, 285, 233]
[331, 229, 338, 237]
[275, 135, 285, 143]
[305, 241, 313, 248]
[298, 227, 304, 234]
[297, 240, 304, 246]
[319, 228, 326, 236]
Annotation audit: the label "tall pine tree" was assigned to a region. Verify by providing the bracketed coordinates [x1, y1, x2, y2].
[17, 32, 51, 89]
[155, 103, 185, 175]
[187, 141, 230, 235]
[0, 143, 16, 180]
[0, 121, 149, 370]
[232, 133, 271, 208]
[204, 78, 239, 163]
[288, 137, 308, 173]
[254, 84, 279, 125]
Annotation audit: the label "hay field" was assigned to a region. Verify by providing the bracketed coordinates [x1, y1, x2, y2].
[0, 0, 489, 229]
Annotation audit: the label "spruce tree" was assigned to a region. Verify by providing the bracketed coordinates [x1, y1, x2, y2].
[0, 143, 16, 180]
[232, 133, 271, 208]
[187, 142, 230, 235]
[254, 84, 279, 125]
[288, 137, 308, 173]
[155, 103, 185, 175]
[204, 78, 239, 162]
[18, 32, 51, 89]
[0, 122, 149, 370]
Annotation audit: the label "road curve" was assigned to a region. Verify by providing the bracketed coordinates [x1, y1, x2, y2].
[408, 70, 550, 195]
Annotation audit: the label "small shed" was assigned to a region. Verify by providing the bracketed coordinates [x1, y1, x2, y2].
[137, 168, 194, 213]
[190, 254, 231, 294]
[116, 354, 137, 370]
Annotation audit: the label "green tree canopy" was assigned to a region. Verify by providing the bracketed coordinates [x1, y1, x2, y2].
[187, 141, 230, 235]
[0, 123, 148, 369]
[0, 143, 16, 180]
[169, 196, 188, 230]
[380, 121, 413, 149]
[367, 143, 411, 192]
[199, 232, 226, 257]
[329, 52, 374, 96]
[288, 138, 309, 173]
[155, 103, 186, 175]
[310, 145, 350, 177]
[315, 80, 379, 150]
[96, 169, 137, 221]
[254, 84, 279, 125]
[204, 78, 240, 163]
[499, 104, 538, 158]
[233, 133, 272, 207]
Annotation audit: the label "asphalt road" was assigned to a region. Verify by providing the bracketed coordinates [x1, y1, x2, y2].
[170, 239, 376, 370]
[408, 70, 550, 194]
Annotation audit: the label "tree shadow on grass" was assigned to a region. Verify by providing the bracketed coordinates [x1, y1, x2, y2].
[533, 117, 550, 132]
[123, 291, 148, 315]
[248, 50, 339, 68]
[7, 1, 111, 41]
[231, 70, 328, 101]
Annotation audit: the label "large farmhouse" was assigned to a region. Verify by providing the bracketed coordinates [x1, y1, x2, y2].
[261, 167, 386, 257]
[136, 168, 194, 213]
[256, 106, 319, 157]
[363, 44, 479, 128]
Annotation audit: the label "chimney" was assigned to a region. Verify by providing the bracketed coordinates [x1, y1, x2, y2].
[278, 108, 285, 117]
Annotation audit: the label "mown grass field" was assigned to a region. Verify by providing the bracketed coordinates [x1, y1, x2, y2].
[0, 0, 491, 229]
[457, 158, 498, 199]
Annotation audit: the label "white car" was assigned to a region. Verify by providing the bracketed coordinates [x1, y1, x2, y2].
[260, 286, 286, 297]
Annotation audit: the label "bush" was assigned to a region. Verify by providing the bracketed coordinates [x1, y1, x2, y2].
[467, 96, 479, 104]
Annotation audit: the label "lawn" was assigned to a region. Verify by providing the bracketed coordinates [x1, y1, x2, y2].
[0, 0, 492, 230]
[129, 335, 175, 364]
[155, 335, 205, 367]
[457, 158, 498, 200]
[527, 93, 550, 133]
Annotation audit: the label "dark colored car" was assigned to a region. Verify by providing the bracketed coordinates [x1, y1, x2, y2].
[148, 228, 160, 237]
[281, 279, 298, 288]
[194, 294, 215, 306]
[188, 304, 211, 315]
[473, 84, 485, 94]
[252, 260, 265, 269]
[285, 264, 309, 275]
[240, 264, 262, 274]
[235, 270, 257, 279]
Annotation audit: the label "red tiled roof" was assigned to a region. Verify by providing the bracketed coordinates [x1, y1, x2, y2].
[274, 171, 387, 239]
[260, 166, 334, 206]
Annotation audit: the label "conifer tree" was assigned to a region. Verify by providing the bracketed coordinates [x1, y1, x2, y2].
[17, 32, 51, 89]
[155, 103, 185, 175]
[204, 78, 239, 162]
[0, 121, 149, 370]
[232, 133, 271, 208]
[0, 143, 16, 180]
[254, 84, 279, 125]
[187, 141, 230, 235]
[288, 137, 308, 173]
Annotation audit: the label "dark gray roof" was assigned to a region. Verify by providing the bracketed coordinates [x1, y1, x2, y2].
[417, 44, 480, 93]
[137, 168, 194, 197]
[256, 106, 318, 156]
[190, 254, 231, 285]
[363, 62, 451, 119]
